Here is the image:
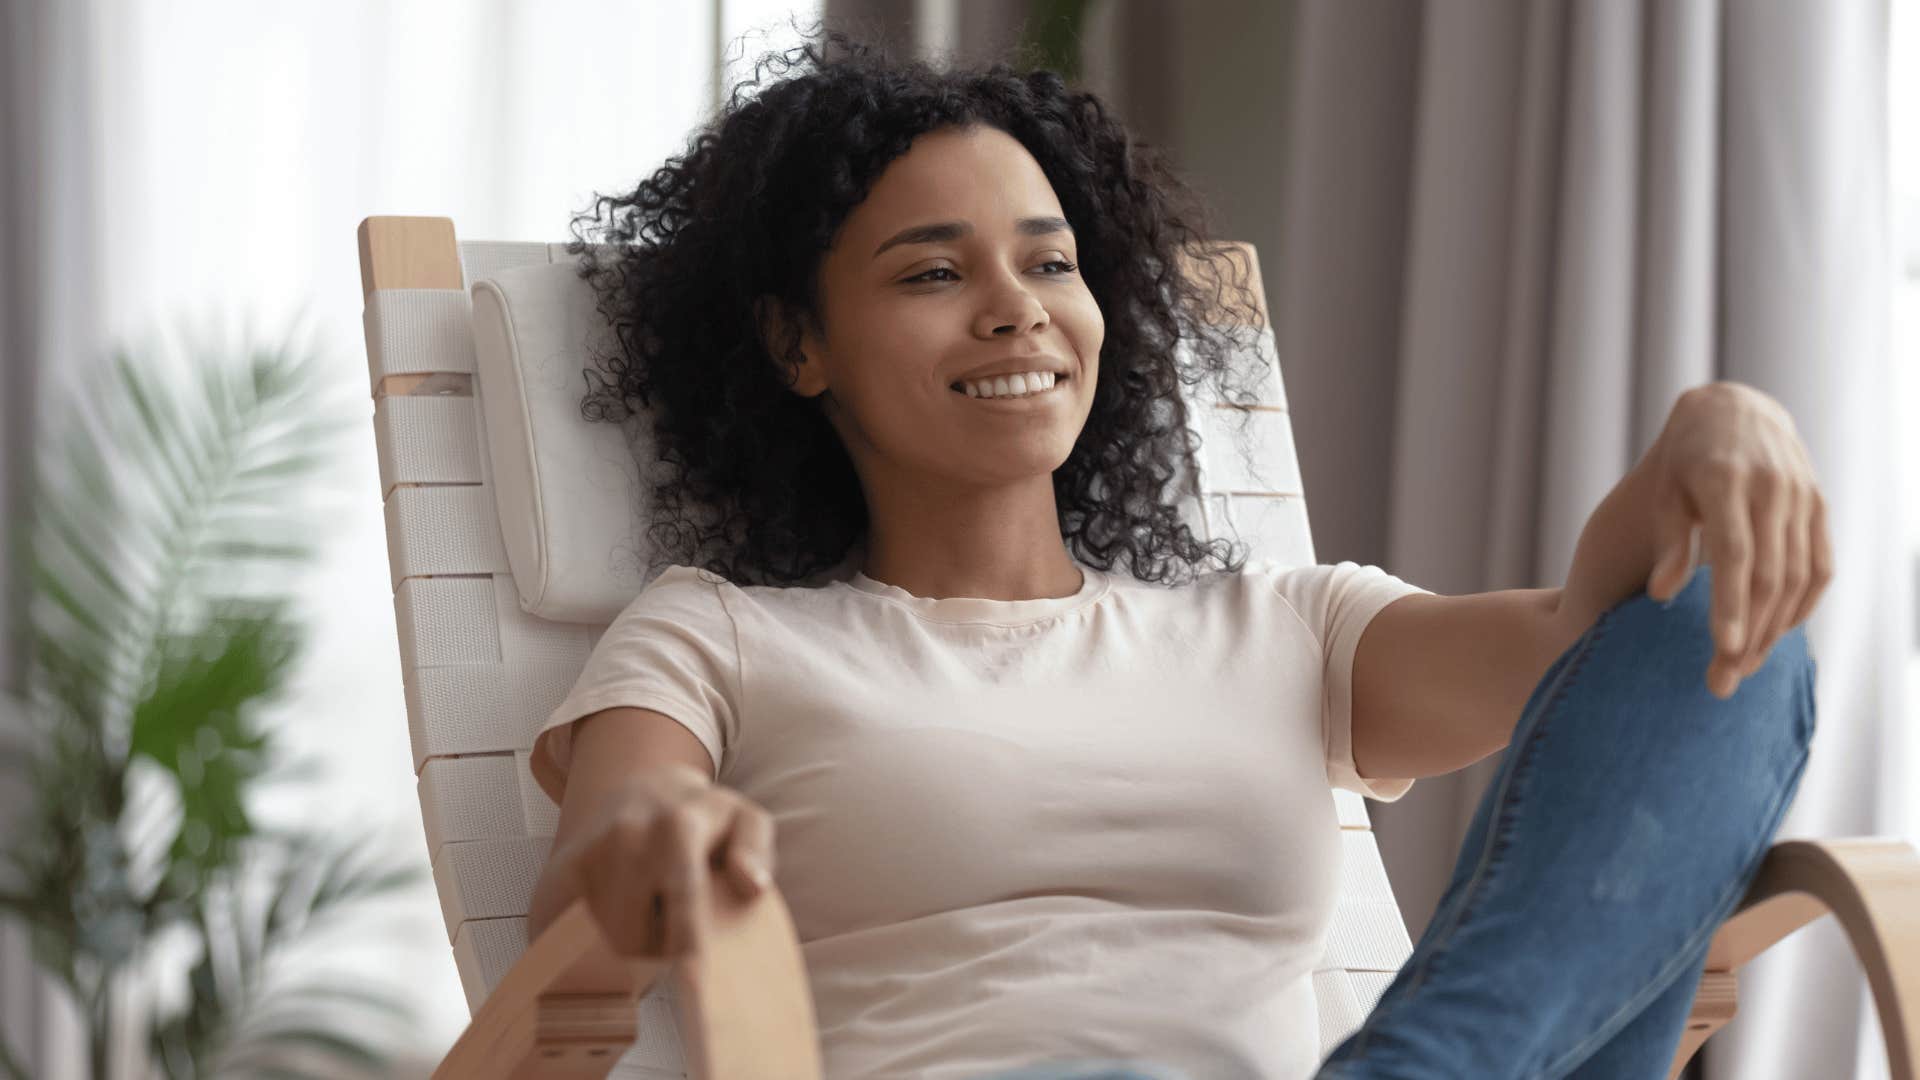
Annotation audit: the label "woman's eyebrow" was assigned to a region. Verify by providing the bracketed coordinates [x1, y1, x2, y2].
[871, 216, 1074, 259]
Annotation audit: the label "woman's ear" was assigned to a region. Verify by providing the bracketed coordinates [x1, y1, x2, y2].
[753, 295, 826, 398]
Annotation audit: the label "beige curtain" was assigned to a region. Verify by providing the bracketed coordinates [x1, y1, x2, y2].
[825, 0, 1909, 1074]
[1278, 1, 1903, 1077]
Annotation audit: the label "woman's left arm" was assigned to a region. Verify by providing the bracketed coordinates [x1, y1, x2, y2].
[1345, 382, 1833, 783]
[1552, 380, 1835, 699]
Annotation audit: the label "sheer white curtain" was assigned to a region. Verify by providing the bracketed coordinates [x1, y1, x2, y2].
[1891, 0, 1920, 849]
[5, 1, 820, 1073]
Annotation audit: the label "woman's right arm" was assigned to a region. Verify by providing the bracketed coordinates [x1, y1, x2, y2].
[525, 706, 775, 958]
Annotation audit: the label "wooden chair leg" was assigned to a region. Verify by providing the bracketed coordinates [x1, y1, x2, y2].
[1663, 838, 1920, 1080]
[1666, 970, 1736, 1080]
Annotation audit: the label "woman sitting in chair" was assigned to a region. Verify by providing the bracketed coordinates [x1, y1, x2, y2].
[523, 27, 1829, 1080]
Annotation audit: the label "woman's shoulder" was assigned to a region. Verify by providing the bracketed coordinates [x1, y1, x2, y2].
[633, 563, 729, 593]
[597, 565, 746, 630]
[638, 561, 851, 603]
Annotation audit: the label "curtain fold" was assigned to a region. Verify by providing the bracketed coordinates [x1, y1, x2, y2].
[0, 0, 109, 1074]
[1710, 3, 1902, 1076]
[1281, 0, 1903, 1076]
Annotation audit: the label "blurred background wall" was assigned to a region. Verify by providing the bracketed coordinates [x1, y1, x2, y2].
[2, 1, 1914, 1077]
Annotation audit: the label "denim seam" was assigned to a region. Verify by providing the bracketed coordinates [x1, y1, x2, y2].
[1345, 610, 1613, 1060]
[1539, 740, 1813, 1077]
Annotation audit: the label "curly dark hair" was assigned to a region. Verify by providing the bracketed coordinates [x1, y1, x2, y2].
[565, 23, 1273, 590]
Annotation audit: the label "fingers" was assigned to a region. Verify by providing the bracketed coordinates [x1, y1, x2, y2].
[1654, 387, 1830, 699]
[661, 803, 721, 958]
[719, 801, 778, 900]
[661, 793, 780, 957]
[581, 815, 670, 956]
[572, 785, 778, 963]
[1645, 475, 1697, 603]
[1784, 492, 1834, 631]
[1698, 465, 1754, 698]
[1745, 484, 1807, 678]
[1734, 471, 1793, 681]
[1698, 469, 1829, 698]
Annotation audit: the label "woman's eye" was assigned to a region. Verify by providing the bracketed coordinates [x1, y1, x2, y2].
[902, 260, 1078, 284]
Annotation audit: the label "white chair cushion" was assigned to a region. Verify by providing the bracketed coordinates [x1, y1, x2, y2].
[469, 260, 652, 624]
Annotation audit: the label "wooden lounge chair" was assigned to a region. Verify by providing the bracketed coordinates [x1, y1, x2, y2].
[354, 215, 1919, 1080]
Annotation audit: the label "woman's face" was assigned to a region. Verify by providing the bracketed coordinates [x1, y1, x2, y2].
[774, 124, 1104, 494]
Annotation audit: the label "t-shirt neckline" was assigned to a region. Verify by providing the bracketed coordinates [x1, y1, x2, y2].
[839, 561, 1111, 625]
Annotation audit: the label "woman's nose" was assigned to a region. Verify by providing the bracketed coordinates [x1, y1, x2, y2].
[974, 279, 1050, 337]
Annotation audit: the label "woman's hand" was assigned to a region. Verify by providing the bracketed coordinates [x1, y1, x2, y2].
[546, 763, 778, 960]
[1641, 382, 1833, 698]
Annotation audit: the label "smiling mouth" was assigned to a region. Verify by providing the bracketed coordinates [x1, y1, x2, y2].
[950, 373, 1070, 401]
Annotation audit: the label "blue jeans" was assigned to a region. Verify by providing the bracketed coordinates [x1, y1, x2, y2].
[972, 566, 1817, 1080]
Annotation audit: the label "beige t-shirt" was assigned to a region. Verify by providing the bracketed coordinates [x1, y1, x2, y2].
[532, 556, 1431, 1080]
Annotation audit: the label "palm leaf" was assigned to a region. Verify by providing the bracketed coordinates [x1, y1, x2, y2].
[238, 979, 413, 1026]
[4, 313, 374, 1080]
[220, 1026, 387, 1074]
[227, 1066, 337, 1080]
[130, 600, 300, 905]
[151, 826, 425, 1079]
[22, 317, 349, 736]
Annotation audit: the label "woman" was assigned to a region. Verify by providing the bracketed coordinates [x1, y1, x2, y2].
[524, 27, 1828, 1080]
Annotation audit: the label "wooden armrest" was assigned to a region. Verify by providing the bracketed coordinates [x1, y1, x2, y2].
[434, 879, 822, 1080]
[1667, 837, 1920, 1080]
[434, 834, 1915, 1079]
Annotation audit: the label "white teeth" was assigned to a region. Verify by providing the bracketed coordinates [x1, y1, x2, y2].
[960, 370, 1058, 399]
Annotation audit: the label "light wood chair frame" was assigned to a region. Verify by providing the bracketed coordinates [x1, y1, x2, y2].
[357, 215, 1919, 1080]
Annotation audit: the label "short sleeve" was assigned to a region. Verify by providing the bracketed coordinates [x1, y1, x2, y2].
[530, 565, 741, 803]
[1263, 560, 1434, 802]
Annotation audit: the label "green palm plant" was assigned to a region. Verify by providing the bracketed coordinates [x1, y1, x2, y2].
[0, 319, 426, 1079]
